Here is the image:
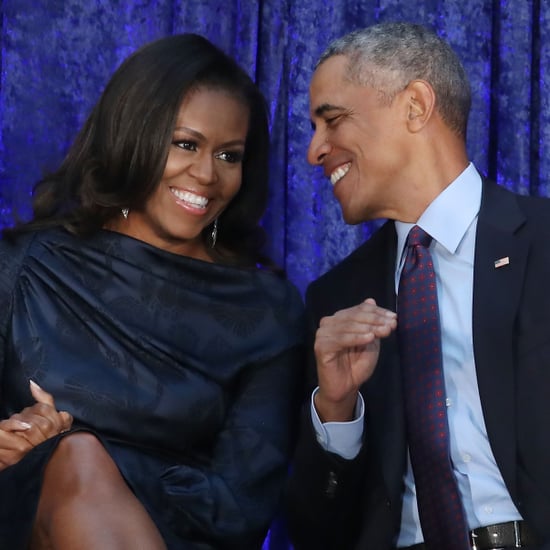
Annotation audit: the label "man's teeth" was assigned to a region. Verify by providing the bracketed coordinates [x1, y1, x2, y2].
[330, 163, 351, 186]
[170, 188, 209, 208]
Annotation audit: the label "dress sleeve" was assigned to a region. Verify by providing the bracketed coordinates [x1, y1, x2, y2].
[159, 344, 304, 548]
[0, 235, 32, 389]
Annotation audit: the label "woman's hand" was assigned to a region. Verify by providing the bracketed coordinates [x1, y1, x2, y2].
[0, 381, 73, 470]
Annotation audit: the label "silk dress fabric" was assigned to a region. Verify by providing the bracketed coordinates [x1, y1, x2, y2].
[0, 227, 304, 550]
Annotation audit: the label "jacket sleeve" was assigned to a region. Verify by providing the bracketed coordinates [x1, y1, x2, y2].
[283, 279, 370, 550]
[285, 404, 369, 550]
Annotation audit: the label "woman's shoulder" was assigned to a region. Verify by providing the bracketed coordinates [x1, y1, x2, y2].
[249, 269, 305, 336]
[0, 229, 45, 321]
[0, 229, 41, 270]
[260, 271, 303, 310]
[0, 226, 72, 262]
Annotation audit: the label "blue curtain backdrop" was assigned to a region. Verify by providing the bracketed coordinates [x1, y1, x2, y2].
[0, 1, 548, 547]
[1, 0, 549, 295]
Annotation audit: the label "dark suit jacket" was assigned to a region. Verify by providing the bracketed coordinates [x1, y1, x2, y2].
[286, 180, 550, 549]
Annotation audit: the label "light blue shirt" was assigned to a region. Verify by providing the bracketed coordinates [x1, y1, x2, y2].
[311, 163, 522, 545]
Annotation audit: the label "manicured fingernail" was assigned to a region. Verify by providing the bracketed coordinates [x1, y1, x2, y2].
[29, 379, 41, 390]
[18, 421, 32, 430]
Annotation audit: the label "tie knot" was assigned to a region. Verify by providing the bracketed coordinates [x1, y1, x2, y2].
[407, 225, 432, 248]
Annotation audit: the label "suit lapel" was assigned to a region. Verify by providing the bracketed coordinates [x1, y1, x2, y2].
[472, 180, 528, 500]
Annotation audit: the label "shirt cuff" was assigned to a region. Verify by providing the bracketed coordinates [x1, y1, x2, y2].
[310, 387, 364, 460]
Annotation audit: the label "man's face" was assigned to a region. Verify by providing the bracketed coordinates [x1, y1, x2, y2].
[308, 55, 412, 223]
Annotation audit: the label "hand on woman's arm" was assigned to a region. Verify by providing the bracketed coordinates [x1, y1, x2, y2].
[0, 380, 73, 470]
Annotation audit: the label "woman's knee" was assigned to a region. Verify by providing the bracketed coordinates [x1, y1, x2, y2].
[33, 433, 166, 549]
[45, 432, 124, 494]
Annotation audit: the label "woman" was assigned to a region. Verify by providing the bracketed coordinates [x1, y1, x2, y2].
[0, 34, 304, 549]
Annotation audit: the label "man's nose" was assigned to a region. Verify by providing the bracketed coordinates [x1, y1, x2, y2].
[307, 131, 331, 166]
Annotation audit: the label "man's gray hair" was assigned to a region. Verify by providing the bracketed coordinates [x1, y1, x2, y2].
[318, 22, 471, 137]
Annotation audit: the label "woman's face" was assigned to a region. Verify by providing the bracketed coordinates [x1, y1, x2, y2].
[116, 87, 249, 260]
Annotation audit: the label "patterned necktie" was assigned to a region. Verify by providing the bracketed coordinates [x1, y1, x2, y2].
[397, 226, 470, 549]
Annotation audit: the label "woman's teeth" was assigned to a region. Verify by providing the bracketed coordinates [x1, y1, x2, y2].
[170, 188, 209, 208]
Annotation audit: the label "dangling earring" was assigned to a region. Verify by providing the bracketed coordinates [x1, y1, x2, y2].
[121, 208, 129, 219]
[210, 219, 218, 248]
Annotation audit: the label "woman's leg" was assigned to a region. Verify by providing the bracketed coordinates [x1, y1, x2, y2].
[29, 432, 167, 550]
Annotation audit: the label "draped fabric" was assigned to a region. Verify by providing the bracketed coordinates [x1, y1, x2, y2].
[0, 1, 548, 548]
[0, 227, 304, 549]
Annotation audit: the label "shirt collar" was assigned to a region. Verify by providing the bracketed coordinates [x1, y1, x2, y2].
[395, 162, 482, 260]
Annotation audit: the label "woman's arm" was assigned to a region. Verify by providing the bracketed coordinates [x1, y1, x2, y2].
[161, 345, 303, 549]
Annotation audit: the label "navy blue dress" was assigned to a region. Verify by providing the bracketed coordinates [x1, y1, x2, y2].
[0, 228, 304, 549]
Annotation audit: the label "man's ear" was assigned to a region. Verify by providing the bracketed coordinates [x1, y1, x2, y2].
[405, 79, 435, 131]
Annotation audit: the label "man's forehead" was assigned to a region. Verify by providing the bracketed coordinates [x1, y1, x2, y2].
[312, 55, 349, 83]
[309, 57, 353, 115]
[310, 59, 345, 99]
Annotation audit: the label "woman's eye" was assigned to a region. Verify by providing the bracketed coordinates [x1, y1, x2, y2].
[174, 140, 197, 151]
[215, 151, 244, 164]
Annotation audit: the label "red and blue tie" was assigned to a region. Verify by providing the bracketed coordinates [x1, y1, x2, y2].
[397, 225, 470, 549]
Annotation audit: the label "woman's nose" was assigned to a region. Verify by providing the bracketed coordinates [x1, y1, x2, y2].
[189, 155, 216, 184]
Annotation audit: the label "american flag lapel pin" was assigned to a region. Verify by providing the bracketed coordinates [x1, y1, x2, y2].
[494, 256, 510, 269]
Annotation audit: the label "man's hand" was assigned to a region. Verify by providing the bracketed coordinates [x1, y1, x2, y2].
[314, 298, 397, 422]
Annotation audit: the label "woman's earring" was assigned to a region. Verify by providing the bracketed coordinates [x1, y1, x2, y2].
[210, 219, 218, 248]
[121, 208, 129, 219]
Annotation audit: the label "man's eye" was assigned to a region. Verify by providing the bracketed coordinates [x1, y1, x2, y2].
[174, 141, 197, 151]
[216, 151, 244, 164]
[325, 116, 341, 126]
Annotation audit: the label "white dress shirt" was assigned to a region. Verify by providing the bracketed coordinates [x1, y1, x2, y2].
[311, 163, 522, 546]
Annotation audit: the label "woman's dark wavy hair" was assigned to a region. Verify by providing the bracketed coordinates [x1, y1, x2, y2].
[6, 34, 273, 268]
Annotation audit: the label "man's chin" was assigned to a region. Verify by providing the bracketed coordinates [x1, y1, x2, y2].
[340, 205, 377, 225]
[341, 209, 369, 225]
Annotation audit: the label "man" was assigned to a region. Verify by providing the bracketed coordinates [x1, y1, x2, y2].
[286, 22, 550, 550]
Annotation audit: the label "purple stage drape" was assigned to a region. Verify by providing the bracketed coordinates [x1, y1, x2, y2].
[1, 1, 548, 547]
